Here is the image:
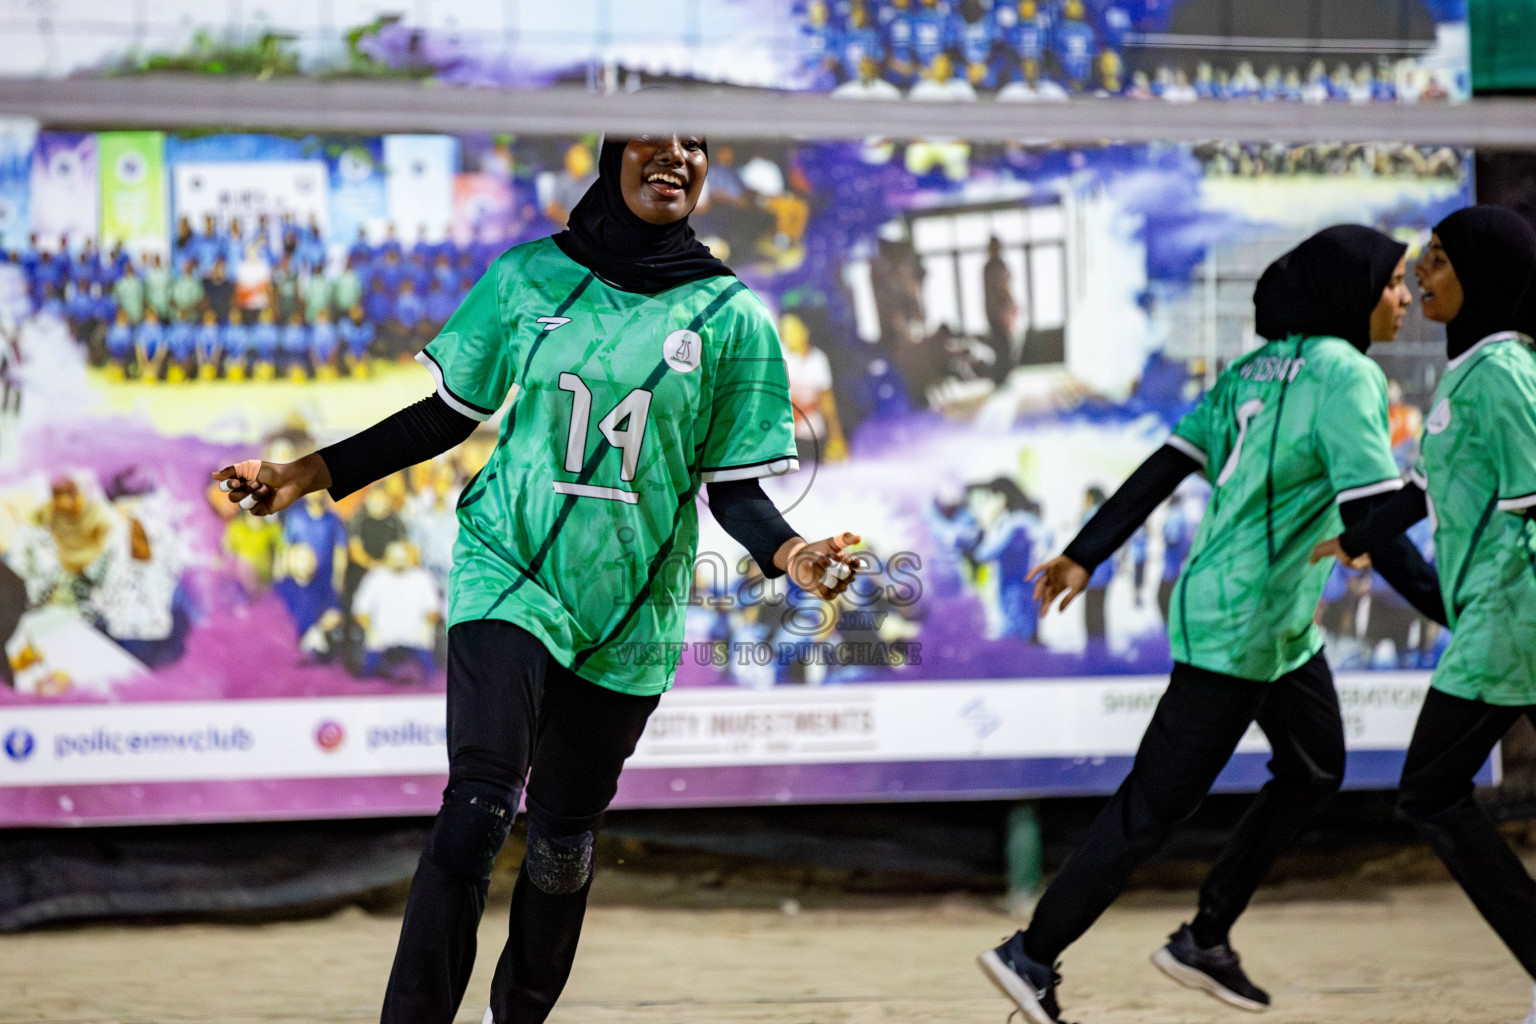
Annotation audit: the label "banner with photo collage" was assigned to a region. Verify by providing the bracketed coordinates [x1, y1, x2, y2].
[0, 127, 1483, 825]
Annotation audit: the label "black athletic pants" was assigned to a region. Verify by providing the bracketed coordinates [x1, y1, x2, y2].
[1398, 687, 1536, 978]
[1024, 651, 1344, 963]
[381, 620, 660, 1024]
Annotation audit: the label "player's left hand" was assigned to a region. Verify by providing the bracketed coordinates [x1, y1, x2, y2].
[1310, 536, 1371, 570]
[779, 532, 862, 600]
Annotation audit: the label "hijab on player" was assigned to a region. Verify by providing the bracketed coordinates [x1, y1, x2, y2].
[1252, 224, 1407, 353]
[1428, 205, 1536, 360]
[552, 134, 735, 295]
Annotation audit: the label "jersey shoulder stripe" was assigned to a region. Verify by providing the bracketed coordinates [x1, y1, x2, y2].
[416, 348, 497, 420]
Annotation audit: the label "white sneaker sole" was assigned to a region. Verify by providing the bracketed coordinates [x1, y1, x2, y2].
[1151, 946, 1269, 1013]
[977, 949, 1058, 1024]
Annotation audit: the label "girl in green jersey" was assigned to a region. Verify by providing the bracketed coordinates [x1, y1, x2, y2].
[980, 226, 1443, 1023]
[214, 133, 862, 1024]
[1317, 206, 1536, 1022]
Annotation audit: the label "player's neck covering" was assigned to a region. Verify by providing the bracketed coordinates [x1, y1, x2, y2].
[552, 136, 734, 295]
[1433, 205, 1536, 361]
[1253, 224, 1406, 353]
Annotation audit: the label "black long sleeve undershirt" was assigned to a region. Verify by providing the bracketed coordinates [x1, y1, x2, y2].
[316, 393, 800, 577]
[704, 479, 800, 580]
[319, 394, 478, 501]
[1062, 444, 1201, 571]
[1340, 482, 1430, 560]
[1061, 443, 1446, 627]
[1336, 482, 1446, 627]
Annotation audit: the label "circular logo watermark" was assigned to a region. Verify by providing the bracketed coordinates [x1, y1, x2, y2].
[664, 329, 702, 373]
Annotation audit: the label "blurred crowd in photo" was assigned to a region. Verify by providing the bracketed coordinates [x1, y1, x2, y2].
[1193, 141, 1464, 179]
[0, 468, 197, 692]
[2, 213, 504, 383]
[801, 0, 1457, 103]
[208, 429, 483, 685]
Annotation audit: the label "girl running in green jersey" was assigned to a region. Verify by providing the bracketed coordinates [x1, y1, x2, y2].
[214, 132, 861, 1024]
[979, 225, 1445, 1023]
[1315, 206, 1536, 1024]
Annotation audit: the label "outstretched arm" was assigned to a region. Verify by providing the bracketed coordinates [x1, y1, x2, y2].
[213, 393, 476, 515]
[1031, 443, 1201, 614]
[705, 478, 859, 600]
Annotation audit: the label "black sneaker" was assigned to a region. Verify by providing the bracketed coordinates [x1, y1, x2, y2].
[977, 931, 1067, 1023]
[1151, 923, 1271, 1012]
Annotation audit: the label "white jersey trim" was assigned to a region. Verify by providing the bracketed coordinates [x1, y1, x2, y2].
[1497, 492, 1536, 512]
[1336, 478, 1405, 504]
[1445, 331, 1533, 373]
[1409, 467, 1429, 489]
[552, 482, 640, 504]
[415, 351, 495, 422]
[699, 457, 801, 483]
[1164, 435, 1208, 467]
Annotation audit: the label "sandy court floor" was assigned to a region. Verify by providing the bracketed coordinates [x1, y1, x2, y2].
[2, 878, 1530, 1024]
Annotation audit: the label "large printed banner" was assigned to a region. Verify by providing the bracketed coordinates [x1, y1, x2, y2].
[0, 673, 1458, 825]
[0, 1, 1471, 103]
[0, 128, 1475, 825]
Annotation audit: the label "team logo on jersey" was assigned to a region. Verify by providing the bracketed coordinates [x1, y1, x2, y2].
[536, 317, 572, 332]
[1426, 399, 1451, 435]
[664, 329, 702, 373]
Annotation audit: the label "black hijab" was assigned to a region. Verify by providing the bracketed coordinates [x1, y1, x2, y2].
[551, 137, 734, 295]
[1253, 224, 1407, 353]
[1433, 206, 1536, 360]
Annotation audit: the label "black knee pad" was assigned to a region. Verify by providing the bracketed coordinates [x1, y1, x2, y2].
[425, 782, 513, 881]
[525, 818, 594, 895]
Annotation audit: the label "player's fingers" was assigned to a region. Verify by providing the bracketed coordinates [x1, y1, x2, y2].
[1059, 583, 1084, 611]
[234, 458, 263, 482]
[1025, 562, 1048, 583]
[826, 531, 861, 554]
[1037, 581, 1061, 615]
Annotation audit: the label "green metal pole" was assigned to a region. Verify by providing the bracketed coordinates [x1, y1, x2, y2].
[1006, 801, 1042, 914]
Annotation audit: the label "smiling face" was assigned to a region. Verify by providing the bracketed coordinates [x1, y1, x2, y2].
[1368, 255, 1412, 342]
[619, 136, 708, 226]
[1415, 234, 1464, 324]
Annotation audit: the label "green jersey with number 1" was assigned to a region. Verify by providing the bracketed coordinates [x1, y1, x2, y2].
[1165, 335, 1403, 681]
[418, 237, 798, 696]
[1416, 332, 1536, 706]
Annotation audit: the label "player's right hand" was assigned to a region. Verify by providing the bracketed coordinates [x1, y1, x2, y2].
[212, 453, 329, 517]
[1310, 536, 1371, 571]
[1027, 555, 1090, 615]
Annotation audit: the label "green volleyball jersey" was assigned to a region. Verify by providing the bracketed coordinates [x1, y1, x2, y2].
[1165, 335, 1403, 681]
[1416, 332, 1536, 706]
[418, 237, 798, 696]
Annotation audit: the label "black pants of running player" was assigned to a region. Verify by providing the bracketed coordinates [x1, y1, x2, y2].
[380, 620, 660, 1024]
[1398, 687, 1536, 978]
[1024, 651, 1344, 963]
